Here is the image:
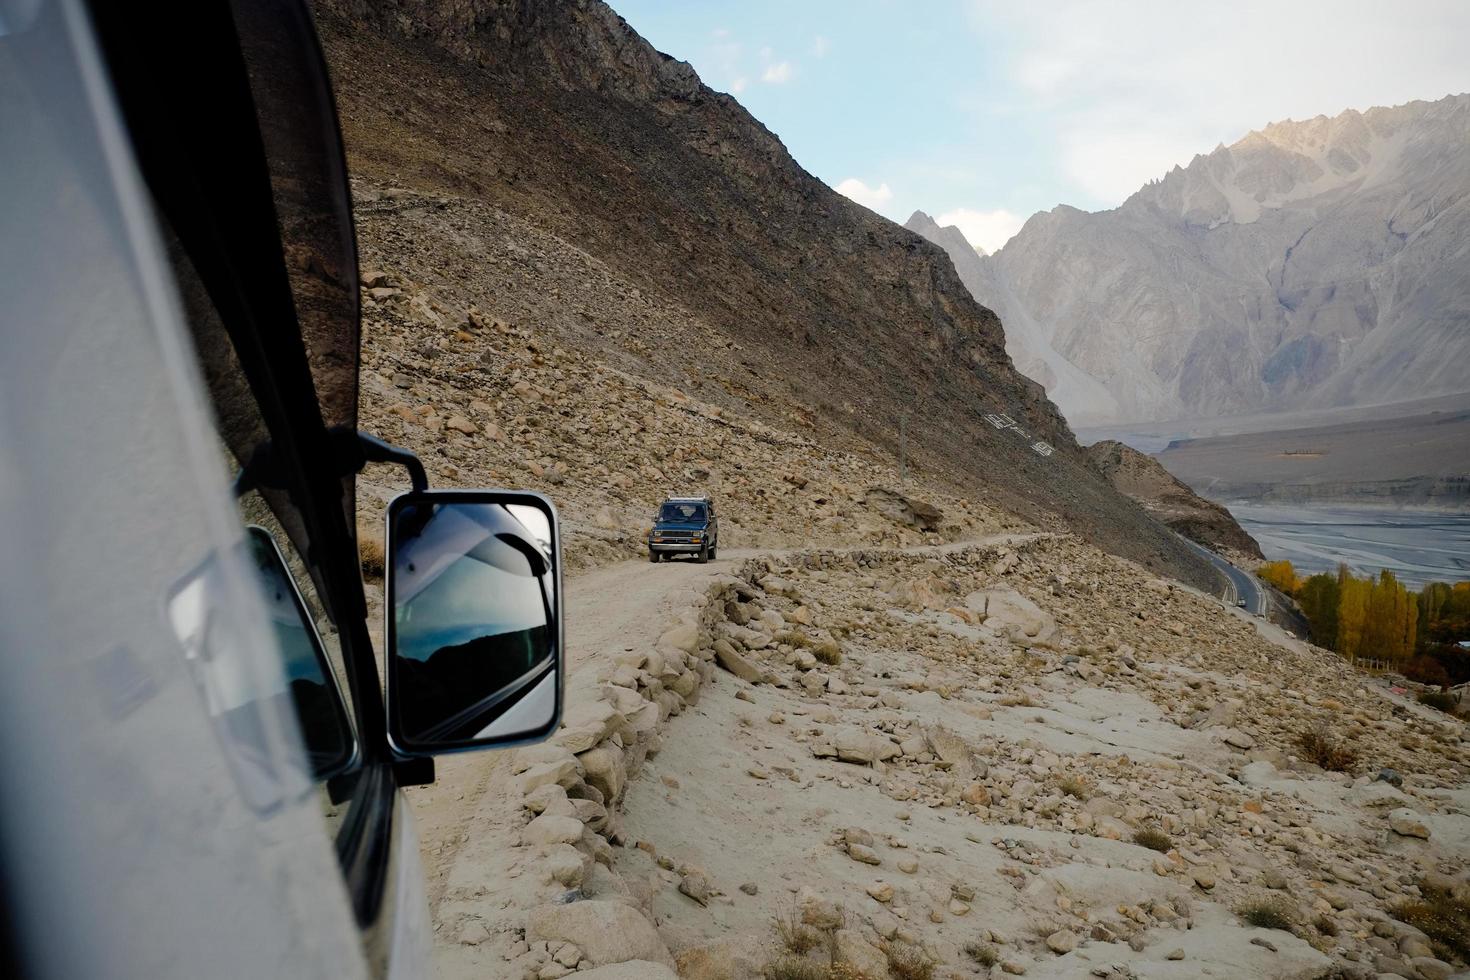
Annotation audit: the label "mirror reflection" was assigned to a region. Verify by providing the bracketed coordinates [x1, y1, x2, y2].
[244, 527, 355, 779]
[389, 496, 559, 750]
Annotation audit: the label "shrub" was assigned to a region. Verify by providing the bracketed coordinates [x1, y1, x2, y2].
[998, 692, 1037, 708]
[1059, 775, 1092, 800]
[1403, 655, 1452, 688]
[1297, 727, 1358, 772]
[1235, 895, 1299, 932]
[1392, 881, 1470, 961]
[964, 942, 999, 967]
[357, 527, 385, 578]
[1133, 828, 1172, 853]
[1312, 915, 1339, 938]
[878, 939, 935, 980]
[812, 639, 843, 666]
[762, 956, 828, 980]
[775, 908, 821, 956]
[1417, 690, 1458, 713]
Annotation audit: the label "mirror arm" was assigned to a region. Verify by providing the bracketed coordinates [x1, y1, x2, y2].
[232, 428, 429, 498]
[352, 430, 429, 493]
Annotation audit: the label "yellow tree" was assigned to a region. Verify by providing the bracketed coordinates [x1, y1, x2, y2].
[1337, 575, 1370, 662]
[1257, 560, 1300, 594]
[1402, 593, 1418, 660]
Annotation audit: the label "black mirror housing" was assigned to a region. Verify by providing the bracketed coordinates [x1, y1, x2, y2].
[385, 490, 563, 756]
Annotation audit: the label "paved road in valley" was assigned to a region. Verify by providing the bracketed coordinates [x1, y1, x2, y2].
[1177, 534, 1268, 616]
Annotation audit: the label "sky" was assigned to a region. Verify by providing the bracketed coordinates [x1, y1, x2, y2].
[612, 0, 1470, 254]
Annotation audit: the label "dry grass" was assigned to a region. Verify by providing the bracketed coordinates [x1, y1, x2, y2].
[1235, 895, 1299, 932]
[1059, 775, 1092, 800]
[964, 942, 999, 966]
[1312, 915, 1339, 938]
[1297, 727, 1358, 772]
[1133, 827, 1172, 853]
[812, 639, 843, 665]
[763, 956, 829, 980]
[357, 523, 385, 578]
[998, 692, 1037, 708]
[775, 908, 822, 956]
[1392, 881, 1470, 962]
[879, 939, 935, 980]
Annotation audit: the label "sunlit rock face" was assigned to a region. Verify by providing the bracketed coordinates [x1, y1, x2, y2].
[916, 94, 1470, 426]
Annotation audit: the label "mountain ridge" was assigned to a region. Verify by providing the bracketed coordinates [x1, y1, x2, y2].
[916, 93, 1470, 426]
[312, 0, 1217, 586]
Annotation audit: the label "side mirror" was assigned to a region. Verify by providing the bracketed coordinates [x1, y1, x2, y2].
[385, 491, 562, 754]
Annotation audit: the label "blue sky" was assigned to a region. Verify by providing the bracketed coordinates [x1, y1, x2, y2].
[613, 0, 1470, 253]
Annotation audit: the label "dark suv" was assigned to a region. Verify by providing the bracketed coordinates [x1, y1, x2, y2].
[648, 496, 719, 563]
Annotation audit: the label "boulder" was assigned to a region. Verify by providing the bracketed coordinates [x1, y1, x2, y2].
[832, 930, 889, 976]
[865, 486, 944, 531]
[574, 962, 678, 980]
[964, 588, 1057, 644]
[713, 639, 763, 683]
[1388, 808, 1430, 839]
[834, 728, 900, 764]
[526, 901, 674, 968]
[522, 813, 584, 846]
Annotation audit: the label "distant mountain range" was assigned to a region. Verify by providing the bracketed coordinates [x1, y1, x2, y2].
[908, 93, 1470, 426]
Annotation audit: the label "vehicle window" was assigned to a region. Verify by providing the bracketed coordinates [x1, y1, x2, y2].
[659, 502, 707, 522]
[246, 525, 355, 779]
[164, 232, 365, 836]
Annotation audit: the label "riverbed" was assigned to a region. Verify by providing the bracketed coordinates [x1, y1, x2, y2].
[1226, 503, 1470, 589]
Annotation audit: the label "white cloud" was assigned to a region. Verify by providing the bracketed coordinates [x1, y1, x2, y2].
[970, 0, 1470, 207]
[762, 61, 793, 84]
[730, 77, 748, 94]
[934, 208, 1026, 254]
[835, 178, 894, 212]
[812, 35, 830, 58]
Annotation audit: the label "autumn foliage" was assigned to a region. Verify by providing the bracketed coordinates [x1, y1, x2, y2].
[1268, 563, 1470, 680]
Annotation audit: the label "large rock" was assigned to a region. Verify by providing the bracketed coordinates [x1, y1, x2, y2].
[865, 486, 944, 531]
[526, 901, 674, 968]
[579, 744, 627, 802]
[964, 588, 1057, 645]
[713, 639, 763, 683]
[832, 929, 890, 976]
[522, 813, 584, 846]
[574, 962, 678, 980]
[832, 728, 900, 765]
[1388, 808, 1431, 839]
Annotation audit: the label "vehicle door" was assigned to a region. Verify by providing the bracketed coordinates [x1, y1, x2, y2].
[0, 2, 370, 977]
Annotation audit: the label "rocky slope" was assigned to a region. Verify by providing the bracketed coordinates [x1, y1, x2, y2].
[311, 0, 1214, 591]
[424, 531, 1470, 980]
[1085, 441, 1263, 559]
[936, 94, 1470, 426]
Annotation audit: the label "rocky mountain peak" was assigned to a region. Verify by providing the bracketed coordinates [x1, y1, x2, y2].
[941, 92, 1470, 424]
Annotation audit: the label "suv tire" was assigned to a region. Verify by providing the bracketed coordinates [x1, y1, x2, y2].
[709, 540, 717, 560]
[696, 544, 709, 564]
[649, 550, 660, 563]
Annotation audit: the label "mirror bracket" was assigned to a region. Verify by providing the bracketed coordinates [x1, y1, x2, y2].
[233, 428, 428, 498]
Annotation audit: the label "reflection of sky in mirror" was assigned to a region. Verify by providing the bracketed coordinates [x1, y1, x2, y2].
[394, 504, 550, 664]
[249, 530, 329, 685]
[506, 502, 552, 555]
